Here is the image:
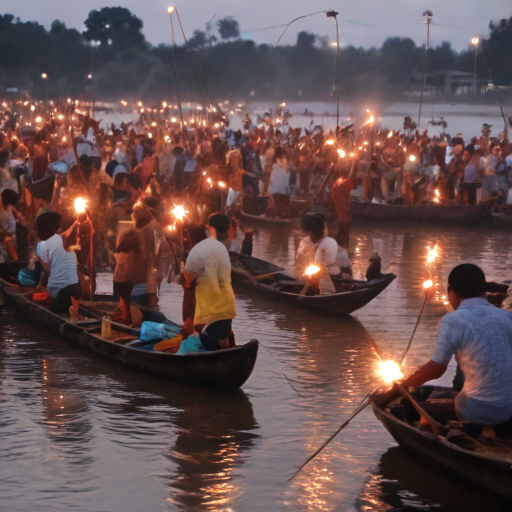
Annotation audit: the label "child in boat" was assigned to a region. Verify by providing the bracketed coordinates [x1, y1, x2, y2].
[112, 229, 147, 325]
[34, 211, 82, 313]
[295, 213, 352, 279]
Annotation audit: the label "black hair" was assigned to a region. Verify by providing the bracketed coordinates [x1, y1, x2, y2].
[300, 213, 325, 234]
[188, 226, 208, 247]
[35, 211, 61, 241]
[448, 264, 486, 299]
[114, 172, 128, 186]
[0, 149, 9, 167]
[208, 212, 230, 234]
[1, 189, 19, 208]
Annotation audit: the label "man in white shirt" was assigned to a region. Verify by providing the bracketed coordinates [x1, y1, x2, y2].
[183, 213, 236, 350]
[379, 264, 512, 427]
[35, 212, 81, 313]
[296, 213, 352, 278]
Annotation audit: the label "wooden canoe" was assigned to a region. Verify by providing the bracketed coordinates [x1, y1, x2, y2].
[239, 209, 297, 226]
[230, 253, 396, 315]
[370, 386, 512, 497]
[350, 201, 492, 226]
[0, 262, 258, 391]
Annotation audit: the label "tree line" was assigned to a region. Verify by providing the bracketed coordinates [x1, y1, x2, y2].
[0, 7, 511, 104]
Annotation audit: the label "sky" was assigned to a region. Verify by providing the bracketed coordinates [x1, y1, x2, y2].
[3, 1, 511, 51]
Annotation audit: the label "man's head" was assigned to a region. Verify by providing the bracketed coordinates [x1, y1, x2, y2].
[35, 211, 61, 241]
[447, 263, 487, 310]
[114, 172, 128, 189]
[208, 213, 230, 240]
[1, 189, 19, 212]
[300, 213, 326, 243]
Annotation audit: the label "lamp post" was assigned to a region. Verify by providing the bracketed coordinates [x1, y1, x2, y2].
[418, 10, 433, 130]
[167, 6, 184, 129]
[471, 37, 480, 96]
[41, 73, 48, 112]
[88, 73, 94, 116]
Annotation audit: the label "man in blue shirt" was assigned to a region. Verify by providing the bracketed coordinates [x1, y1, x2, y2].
[380, 264, 512, 426]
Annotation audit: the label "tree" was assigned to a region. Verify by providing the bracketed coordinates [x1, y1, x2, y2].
[217, 17, 240, 41]
[296, 31, 316, 48]
[189, 30, 208, 49]
[83, 7, 145, 50]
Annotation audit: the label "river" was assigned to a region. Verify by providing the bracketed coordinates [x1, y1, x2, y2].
[1, 221, 511, 511]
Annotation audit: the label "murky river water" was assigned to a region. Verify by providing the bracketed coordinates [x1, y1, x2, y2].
[1, 221, 512, 511]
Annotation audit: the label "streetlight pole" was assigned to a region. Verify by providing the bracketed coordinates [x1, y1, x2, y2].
[88, 74, 94, 116]
[418, 10, 433, 131]
[41, 73, 48, 112]
[168, 6, 184, 129]
[471, 37, 480, 96]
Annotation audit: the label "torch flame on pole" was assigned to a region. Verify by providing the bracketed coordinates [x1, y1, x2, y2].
[379, 360, 404, 384]
[423, 279, 433, 289]
[305, 265, 321, 277]
[172, 205, 188, 221]
[433, 189, 440, 203]
[74, 197, 87, 214]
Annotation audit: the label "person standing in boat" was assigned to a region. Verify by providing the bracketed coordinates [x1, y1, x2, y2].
[331, 161, 357, 249]
[268, 146, 291, 218]
[182, 213, 236, 351]
[378, 264, 512, 428]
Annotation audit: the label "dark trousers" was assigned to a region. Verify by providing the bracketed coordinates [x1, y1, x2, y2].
[335, 221, 351, 249]
[52, 283, 82, 314]
[199, 320, 232, 351]
[272, 194, 290, 217]
[463, 183, 480, 205]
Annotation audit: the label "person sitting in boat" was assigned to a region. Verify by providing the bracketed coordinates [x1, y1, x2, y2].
[296, 213, 352, 280]
[0, 189, 19, 262]
[34, 211, 82, 314]
[182, 213, 236, 351]
[378, 264, 512, 429]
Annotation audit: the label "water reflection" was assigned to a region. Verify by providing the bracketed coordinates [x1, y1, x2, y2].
[166, 390, 258, 510]
[356, 447, 512, 512]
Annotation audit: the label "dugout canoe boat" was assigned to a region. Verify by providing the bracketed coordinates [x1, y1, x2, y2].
[370, 385, 512, 497]
[230, 253, 396, 315]
[350, 201, 492, 225]
[0, 262, 258, 390]
[239, 209, 297, 226]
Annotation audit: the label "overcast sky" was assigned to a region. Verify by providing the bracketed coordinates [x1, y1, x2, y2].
[3, 1, 511, 51]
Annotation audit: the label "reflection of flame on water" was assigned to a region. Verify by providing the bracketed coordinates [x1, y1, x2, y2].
[378, 360, 403, 384]
[425, 245, 439, 265]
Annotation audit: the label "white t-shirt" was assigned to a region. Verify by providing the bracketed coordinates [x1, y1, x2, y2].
[185, 237, 236, 325]
[36, 234, 78, 297]
[432, 298, 512, 425]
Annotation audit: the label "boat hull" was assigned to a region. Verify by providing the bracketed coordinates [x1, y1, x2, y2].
[371, 397, 512, 497]
[0, 269, 258, 391]
[230, 255, 396, 315]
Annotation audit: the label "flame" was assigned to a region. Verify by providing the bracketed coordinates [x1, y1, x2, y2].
[409, 155, 416, 162]
[214, 123, 220, 128]
[62, 136, 67, 142]
[387, 131, 393, 138]
[206, 177, 212, 184]
[337, 149, 346, 158]
[172, 205, 188, 221]
[74, 197, 87, 214]
[35, 117, 42, 123]
[167, 224, 176, 231]
[168, 6, 175, 13]
[171, 117, 177, 123]
[305, 265, 321, 277]
[423, 279, 433, 289]
[379, 360, 403, 384]
[426, 245, 439, 264]
[325, 140, 334, 146]
[218, 181, 226, 188]
[362, 115, 374, 127]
